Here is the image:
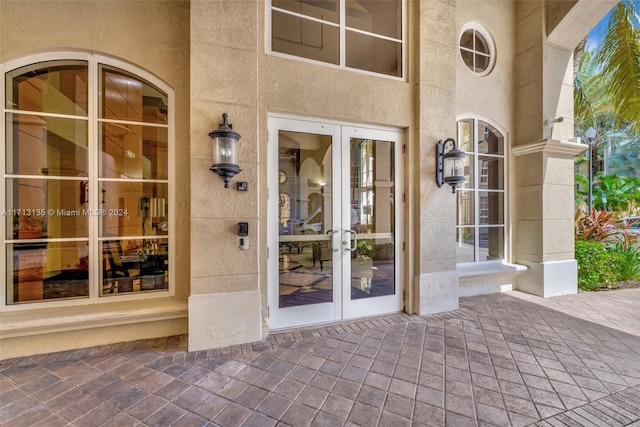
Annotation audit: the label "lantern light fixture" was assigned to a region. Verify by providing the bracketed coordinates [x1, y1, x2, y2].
[436, 138, 467, 193]
[209, 113, 242, 188]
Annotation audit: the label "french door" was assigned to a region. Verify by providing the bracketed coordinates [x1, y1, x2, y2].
[267, 116, 402, 329]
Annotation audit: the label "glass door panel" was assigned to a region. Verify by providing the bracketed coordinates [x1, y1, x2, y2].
[342, 128, 402, 319]
[277, 130, 334, 308]
[269, 119, 340, 330]
[348, 138, 395, 300]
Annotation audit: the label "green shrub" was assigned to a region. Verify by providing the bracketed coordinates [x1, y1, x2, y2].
[575, 240, 621, 290]
[609, 243, 640, 281]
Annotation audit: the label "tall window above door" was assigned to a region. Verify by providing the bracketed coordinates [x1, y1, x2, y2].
[455, 118, 505, 263]
[3, 53, 172, 307]
[268, 0, 404, 79]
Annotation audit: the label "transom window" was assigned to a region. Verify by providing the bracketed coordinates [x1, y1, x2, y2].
[455, 118, 505, 263]
[2, 53, 173, 307]
[268, 0, 404, 79]
[459, 24, 494, 75]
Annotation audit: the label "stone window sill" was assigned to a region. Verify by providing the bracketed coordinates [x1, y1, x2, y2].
[457, 262, 528, 278]
[0, 298, 188, 339]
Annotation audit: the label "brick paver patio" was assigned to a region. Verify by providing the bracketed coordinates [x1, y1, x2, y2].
[1, 290, 639, 426]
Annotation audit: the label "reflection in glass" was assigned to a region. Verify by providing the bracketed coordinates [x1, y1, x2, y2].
[475, 55, 489, 72]
[346, 31, 402, 77]
[272, 11, 340, 65]
[456, 190, 475, 226]
[475, 33, 489, 54]
[479, 227, 504, 261]
[6, 61, 88, 115]
[100, 123, 168, 180]
[479, 192, 504, 225]
[273, 0, 339, 23]
[8, 241, 89, 304]
[456, 227, 475, 263]
[478, 121, 504, 155]
[100, 66, 168, 124]
[346, 0, 401, 39]
[6, 178, 88, 239]
[100, 181, 168, 238]
[460, 154, 475, 189]
[6, 113, 88, 176]
[478, 156, 504, 190]
[460, 50, 474, 71]
[350, 138, 395, 300]
[101, 239, 169, 296]
[457, 119, 473, 152]
[460, 31, 474, 50]
[278, 131, 333, 308]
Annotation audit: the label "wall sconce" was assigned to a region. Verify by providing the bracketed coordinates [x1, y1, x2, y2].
[209, 113, 242, 188]
[436, 138, 466, 193]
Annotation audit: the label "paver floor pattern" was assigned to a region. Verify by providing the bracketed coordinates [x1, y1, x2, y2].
[1, 290, 640, 426]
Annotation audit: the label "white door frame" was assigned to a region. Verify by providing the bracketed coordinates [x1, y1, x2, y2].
[267, 114, 403, 330]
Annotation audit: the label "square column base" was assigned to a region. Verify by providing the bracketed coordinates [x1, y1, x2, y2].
[517, 260, 578, 298]
[188, 290, 262, 351]
[416, 271, 459, 315]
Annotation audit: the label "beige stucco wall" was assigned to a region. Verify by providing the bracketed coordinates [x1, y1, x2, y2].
[0, 0, 190, 357]
[188, 0, 415, 348]
[456, 0, 515, 131]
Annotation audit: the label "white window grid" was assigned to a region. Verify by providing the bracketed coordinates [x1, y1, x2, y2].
[266, 0, 406, 81]
[1, 52, 175, 311]
[456, 118, 505, 263]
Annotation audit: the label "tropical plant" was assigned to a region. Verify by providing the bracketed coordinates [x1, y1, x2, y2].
[609, 243, 640, 281]
[594, 174, 640, 211]
[598, 0, 640, 134]
[607, 138, 640, 176]
[575, 240, 622, 290]
[574, 0, 639, 203]
[575, 174, 640, 213]
[575, 209, 619, 242]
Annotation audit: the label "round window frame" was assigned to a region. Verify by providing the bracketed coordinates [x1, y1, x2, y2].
[458, 23, 496, 77]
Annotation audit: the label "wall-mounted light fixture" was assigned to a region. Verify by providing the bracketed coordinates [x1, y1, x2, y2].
[209, 113, 242, 188]
[436, 138, 466, 193]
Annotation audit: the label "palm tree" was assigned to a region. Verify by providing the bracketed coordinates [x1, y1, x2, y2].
[599, 0, 640, 134]
[607, 137, 640, 176]
[574, 0, 639, 213]
[574, 0, 640, 134]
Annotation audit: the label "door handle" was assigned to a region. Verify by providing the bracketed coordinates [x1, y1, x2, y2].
[344, 229, 358, 252]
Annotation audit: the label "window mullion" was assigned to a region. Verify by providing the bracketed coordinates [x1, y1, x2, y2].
[474, 119, 480, 262]
[88, 56, 99, 302]
[340, 0, 346, 69]
[1, 62, 6, 308]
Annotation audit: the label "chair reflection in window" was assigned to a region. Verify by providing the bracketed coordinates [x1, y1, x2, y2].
[103, 241, 136, 294]
[312, 240, 332, 271]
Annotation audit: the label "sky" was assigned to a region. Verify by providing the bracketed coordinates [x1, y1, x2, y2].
[585, 9, 613, 51]
[585, 0, 640, 51]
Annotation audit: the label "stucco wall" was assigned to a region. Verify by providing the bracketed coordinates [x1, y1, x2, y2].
[456, 0, 515, 132]
[189, 0, 417, 347]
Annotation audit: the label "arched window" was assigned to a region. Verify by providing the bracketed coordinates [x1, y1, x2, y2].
[456, 118, 505, 263]
[2, 53, 173, 307]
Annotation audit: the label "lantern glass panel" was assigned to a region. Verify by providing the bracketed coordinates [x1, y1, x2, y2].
[212, 136, 238, 165]
[444, 156, 464, 179]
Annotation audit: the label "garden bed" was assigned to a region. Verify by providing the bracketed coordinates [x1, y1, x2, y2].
[597, 280, 640, 290]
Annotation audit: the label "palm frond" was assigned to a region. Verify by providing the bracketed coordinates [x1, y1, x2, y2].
[598, 1, 640, 132]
